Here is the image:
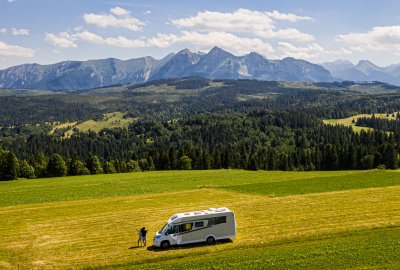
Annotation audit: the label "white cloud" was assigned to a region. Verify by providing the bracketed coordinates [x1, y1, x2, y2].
[148, 31, 275, 56]
[110, 6, 130, 16]
[71, 28, 274, 55]
[74, 30, 146, 48]
[0, 41, 34, 57]
[74, 30, 105, 44]
[170, 8, 314, 42]
[83, 7, 145, 31]
[7, 0, 17, 2]
[0, 28, 6, 34]
[265, 10, 314, 22]
[171, 9, 274, 33]
[11, 28, 29, 36]
[104, 36, 146, 48]
[254, 28, 314, 42]
[337, 25, 400, 52]
[278, 42, 324, 59]
[143, 10, 152, 15]
[45, 32, 77, 48]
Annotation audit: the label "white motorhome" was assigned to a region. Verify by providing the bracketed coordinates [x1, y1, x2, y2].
[153, 207, 236, 248]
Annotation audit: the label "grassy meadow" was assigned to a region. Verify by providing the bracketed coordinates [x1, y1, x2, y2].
[50, 112, 135, 137]
[1, 170, 400, 269]
[323, 112, 399, 133]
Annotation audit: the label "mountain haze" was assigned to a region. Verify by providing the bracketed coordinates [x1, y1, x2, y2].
[322, 60, 400, 85]
[0, 47, 334, 91]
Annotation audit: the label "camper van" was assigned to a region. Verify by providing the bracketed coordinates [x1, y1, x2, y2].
[153, 207, 236, 248]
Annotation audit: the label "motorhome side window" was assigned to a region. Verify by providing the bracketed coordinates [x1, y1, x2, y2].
[194, 221, 204, 227]
[178, 223, 193, 232]
[216, 216, 226, 224]
[207, 216, 227, 226]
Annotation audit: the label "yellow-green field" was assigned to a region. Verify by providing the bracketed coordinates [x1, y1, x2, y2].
[1, 170, 400, 269]
[50, 112, 135, 137]
[323, 112, 399, 133]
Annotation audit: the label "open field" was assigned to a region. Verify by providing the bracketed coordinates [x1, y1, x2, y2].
[1, 170, 400, 269]
[323, 112, 399, 133]
[50, 112, 135, 137]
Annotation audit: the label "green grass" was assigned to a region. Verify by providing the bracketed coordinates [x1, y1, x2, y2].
[0, 170, 368, 206]
[50, 112, 135, 137]
[323, 112, 399, 133]
[1, 170, 400, 269]
[111, 227, 400, 270]
[222, 170, 400, 196]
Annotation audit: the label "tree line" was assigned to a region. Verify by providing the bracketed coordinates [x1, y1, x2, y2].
[355, 113, 400, 132]
[0, 148, 193, 181]
[1, 110, 399, 181]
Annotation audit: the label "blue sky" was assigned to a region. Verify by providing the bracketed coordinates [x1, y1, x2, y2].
[1, 0, 400, 69]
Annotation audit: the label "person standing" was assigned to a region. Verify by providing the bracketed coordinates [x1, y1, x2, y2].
[140, 227, 149, 246]
[136, 228, 143, 247]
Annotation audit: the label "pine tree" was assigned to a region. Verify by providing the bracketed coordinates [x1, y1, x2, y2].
[179, 156, 192, 170]
[0, 151, 19, 181]
[46, 153, 67, 177]
[68, 158, 90, 176]
[103, 161, 116, 174]
[86, 155, 103, 174]
[148, 156, 155, 171]
[19, 160, 35, 179]
[126, 160, 141, 172]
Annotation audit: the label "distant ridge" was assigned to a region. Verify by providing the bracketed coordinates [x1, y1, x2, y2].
[0, 47, 335, 91]
[322, 60, 400, 86]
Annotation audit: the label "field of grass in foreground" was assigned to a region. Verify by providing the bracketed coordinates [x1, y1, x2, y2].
[0, 170, 400, 269]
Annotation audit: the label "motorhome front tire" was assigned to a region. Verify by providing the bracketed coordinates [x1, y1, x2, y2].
[160, 240, 170, 249]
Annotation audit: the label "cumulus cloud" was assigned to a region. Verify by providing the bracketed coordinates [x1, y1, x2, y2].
[0, 41, 34, 57]
[11, 28, 29, 36]
[110, 6, 130, 16]
[148, 31, 275, 56]
[278, 42, 324, 59]
[265, 10, 313, 22]
[336, 25, 400, 52]
[83, 7, 145, 31]
[143, 10, 152, 15]
[170, 8, 314, 42]
[45, 32, 77, 48]
[74, 30, 146, 48]
[68, 28, 274, 56]
[0, 28, 6, 34]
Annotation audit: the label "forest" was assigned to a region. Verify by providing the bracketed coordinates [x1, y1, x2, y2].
[1, 78, 400, 180]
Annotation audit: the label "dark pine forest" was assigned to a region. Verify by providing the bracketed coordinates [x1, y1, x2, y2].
[1, 79, 400, 180]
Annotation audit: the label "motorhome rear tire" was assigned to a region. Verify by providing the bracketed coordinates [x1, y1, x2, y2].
[206, 236, 216, 245]
[160, 240, 170, 249]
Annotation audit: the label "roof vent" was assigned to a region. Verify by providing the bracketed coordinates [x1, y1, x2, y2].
[208, 208, 216, 211]
[184, 213, 190, 215]
[215, 208, 226, 212]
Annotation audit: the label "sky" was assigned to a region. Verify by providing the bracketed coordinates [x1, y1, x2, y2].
[1, 0, 400, 69]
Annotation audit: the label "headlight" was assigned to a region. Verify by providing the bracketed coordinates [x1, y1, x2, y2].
[154, 235, 161, 239]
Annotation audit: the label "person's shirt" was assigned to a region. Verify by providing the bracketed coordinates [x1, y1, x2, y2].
[141, 229, 148, 237]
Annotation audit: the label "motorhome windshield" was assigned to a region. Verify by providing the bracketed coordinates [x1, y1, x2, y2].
[160, 223, 168, 234]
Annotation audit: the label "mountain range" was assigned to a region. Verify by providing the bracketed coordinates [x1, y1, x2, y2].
[1, 47, 400, 91]
[321, 60, 400, 85]
[0, 47, 334, 91]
